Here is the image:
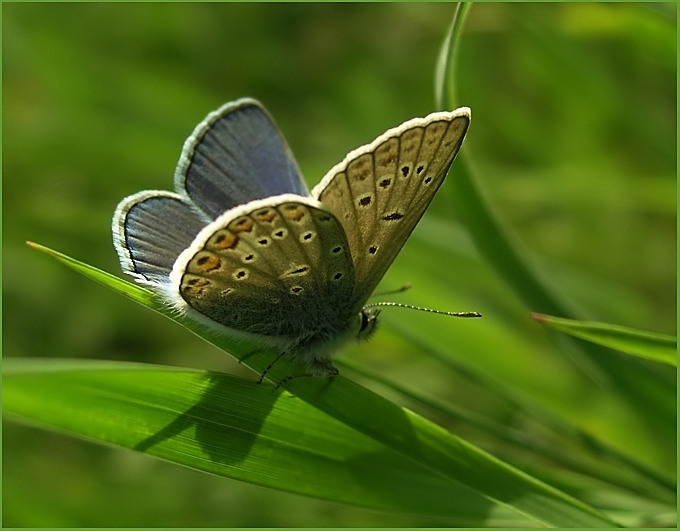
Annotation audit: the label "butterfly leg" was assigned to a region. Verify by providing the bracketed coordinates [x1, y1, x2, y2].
[273, 358, 338, 388]
[257, 350, 288, 384]
[311, 358, 339, 377]
[274, 372, 313, 389]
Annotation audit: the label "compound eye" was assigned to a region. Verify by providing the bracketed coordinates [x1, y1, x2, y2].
[359, 311, 370, 332]
[357, 309, 380, 341]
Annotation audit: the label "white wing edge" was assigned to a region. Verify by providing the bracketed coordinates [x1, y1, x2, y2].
[111, 190, 192, 285]
[172, 98, 264, 196]
[311, 106, 472, 198]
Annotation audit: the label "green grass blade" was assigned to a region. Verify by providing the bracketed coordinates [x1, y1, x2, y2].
[434, 2, 470, 110]
[3, 358, 620, 527]
[531, 313, 677, 367]
[26, 241, 155, 307]
[21, 244, 621, 527]
[26, 241, 257, 361]
[339, 357, 674, 501]
[378, 318, 676, 501]
[3, 358, 518, 525]
[435, 9, 675, 444]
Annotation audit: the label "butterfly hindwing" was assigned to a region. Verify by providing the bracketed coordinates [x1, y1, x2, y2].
[171, 195, 356, 339]
[312, 108, 470, 305]
[112, 191, 211, 283]
[175, 98, 310, 220]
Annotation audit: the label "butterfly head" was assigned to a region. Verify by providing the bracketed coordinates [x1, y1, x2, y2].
[357, 307, 381, 342]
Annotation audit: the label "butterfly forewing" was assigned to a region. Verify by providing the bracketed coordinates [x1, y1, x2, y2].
[175, 197, 356, 338]
[176, 99, 310, 220]
[313, 109, 470, 305]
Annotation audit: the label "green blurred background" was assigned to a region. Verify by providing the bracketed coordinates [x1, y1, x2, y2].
[3, 3, 675, 527]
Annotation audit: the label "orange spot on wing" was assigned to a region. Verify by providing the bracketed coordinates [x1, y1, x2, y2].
[284, 206, 306, 222]
[193, 253, 221, 272]
[256, 209, 277, 223]
[233, 218, 254, 233]
[181, 276, 211, 296]
[211, 232, 239, 250]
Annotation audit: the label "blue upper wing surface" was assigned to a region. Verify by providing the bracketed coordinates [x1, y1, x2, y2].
[113, 192, 209, 283]
[175, 98, 310, 220]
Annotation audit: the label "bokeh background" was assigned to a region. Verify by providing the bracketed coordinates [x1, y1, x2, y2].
[3, 3, 675, 526]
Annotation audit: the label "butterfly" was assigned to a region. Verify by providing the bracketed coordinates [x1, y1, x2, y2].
[113, 98, 476, 380]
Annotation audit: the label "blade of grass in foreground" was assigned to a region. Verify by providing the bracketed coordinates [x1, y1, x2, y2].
[531, 313, 677, 367]
[380, 318, 676, 502]
[4, 358, 525, 526]
[339, 356, 674, 502]
[24, 242, 620, 527]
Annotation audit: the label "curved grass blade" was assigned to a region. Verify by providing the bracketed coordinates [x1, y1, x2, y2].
[434, 8, 675, 444]
[435, 2, 471, 110]
[4, 358, 528, 525]
[378, 319, 676, 502]
[339, 357, 675, 502]
[24, 243, 620, 527]
[531, 313, 677, 367]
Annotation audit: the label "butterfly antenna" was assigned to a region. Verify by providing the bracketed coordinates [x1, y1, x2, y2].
[364, 301, 481, 318]
[370, 283, 412, 298]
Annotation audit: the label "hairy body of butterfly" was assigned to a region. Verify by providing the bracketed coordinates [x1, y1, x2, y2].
[113, 98, 471, 378]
